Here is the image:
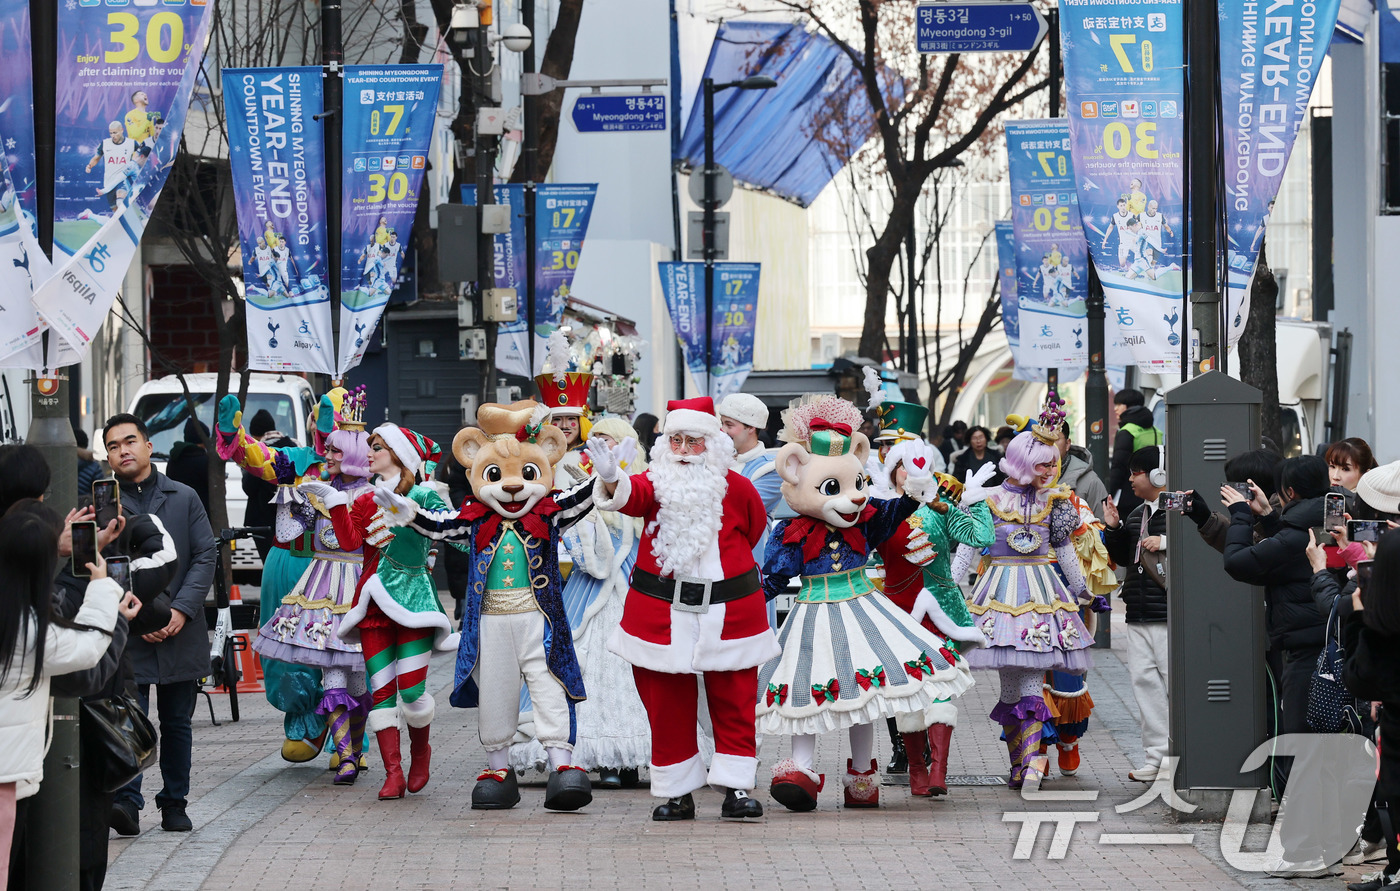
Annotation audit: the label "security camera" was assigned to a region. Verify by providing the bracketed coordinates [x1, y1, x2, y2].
[501, 22, 532, 53]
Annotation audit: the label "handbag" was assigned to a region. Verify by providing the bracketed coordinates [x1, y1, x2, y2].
[1306, 597, 1351, 733]
[79, 692, 158, 793]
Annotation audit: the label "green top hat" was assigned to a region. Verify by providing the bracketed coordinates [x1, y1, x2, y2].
[875, 400, 928, 442]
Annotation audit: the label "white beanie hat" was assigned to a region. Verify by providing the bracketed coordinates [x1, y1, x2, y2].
[1358, 460, 1400, 515]
[717, 393, 769, 430]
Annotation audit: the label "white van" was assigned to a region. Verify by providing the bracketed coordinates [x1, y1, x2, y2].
[127, 372, 316, 574]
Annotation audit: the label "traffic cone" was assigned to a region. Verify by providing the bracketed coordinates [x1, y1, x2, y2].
[231, 633, 265, 694]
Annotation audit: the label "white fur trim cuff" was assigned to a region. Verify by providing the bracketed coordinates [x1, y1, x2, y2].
[664, 409, 721, 438]
[708, 752, 758, 793]
[339, 573, 457, 652]
[895, 700, 959, 732]
[367, 707, 402, 733]
[649, 753, 708, 799]
[925, 602, 989, 648]
[593, 472, 631, 513]
[401, 692, 435, 728]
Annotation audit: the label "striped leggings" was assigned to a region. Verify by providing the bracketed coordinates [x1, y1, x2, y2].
[360, 608, 433, 715]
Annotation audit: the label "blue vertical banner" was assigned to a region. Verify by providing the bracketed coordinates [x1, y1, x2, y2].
[995, 220, 1020, 369]
[1219, 0, 1340, 347]
[223, 67, 336, 375]
[464, 183, 597, 377]
[1061, 0, 1185, 373]
[658, 261, 760, 400]
[0, 0, 36, 225]
[30, 0, 215, 359]
[336, 64, 442, 375]
[1005, 119, 1089, 369]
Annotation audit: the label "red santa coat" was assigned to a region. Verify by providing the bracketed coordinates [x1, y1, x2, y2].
[601, 468, 781, 674]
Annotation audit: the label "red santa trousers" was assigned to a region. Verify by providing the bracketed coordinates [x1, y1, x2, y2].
[632, 665, 758, 798]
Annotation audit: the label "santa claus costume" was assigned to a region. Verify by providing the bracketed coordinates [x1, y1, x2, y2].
[590, 397, 780, 821]
[305, 425, 460, 800]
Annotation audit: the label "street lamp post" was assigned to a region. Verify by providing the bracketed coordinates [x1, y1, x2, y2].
[701, 75, 775, 397]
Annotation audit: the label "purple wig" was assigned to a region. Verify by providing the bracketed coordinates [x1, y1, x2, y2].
[999, 430, 1060, 486]
[327, 429, 371, 479]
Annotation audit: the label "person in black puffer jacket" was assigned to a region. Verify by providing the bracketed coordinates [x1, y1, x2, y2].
[1222, 456, 1328, 782]
[1103, 447, 1170, 781]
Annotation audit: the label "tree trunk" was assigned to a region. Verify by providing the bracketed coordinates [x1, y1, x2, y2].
[510, 0, 585, 184]
[399, 0, 428, 65]
[1239, 241, 1282, 449]
[859, 193, 918, 359]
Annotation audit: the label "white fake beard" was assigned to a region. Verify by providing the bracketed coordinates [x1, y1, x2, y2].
[646, 444, 729, 576]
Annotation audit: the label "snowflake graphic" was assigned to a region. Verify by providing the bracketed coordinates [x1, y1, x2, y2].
[4, 139, 12, 150]
[66, 0, 75, 9]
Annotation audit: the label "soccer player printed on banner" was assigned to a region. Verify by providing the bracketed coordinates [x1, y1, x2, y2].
[79, 122, 134, 221]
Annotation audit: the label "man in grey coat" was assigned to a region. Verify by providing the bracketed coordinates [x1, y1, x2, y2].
[103, 413, 216, 835]
[1056, 422, 1110, 520]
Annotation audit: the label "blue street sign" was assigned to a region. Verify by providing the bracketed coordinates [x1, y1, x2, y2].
[571, 94, 667, 133]
[916, 2, 1048, 53]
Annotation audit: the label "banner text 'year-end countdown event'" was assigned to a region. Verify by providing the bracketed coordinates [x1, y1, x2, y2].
[337, 65, 440, 376]
[1005, 118, 1090, 371]
[658, 260, 760, 401]
[224, 66, 337, 376]
[1060, 0, 1185, 374]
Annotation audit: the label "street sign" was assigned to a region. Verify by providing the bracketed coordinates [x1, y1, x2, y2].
[915, 2, 1048, 53]
[571, 93, 667, 133]
[688, 165, 734, 209]
[686, 212, 729, 260]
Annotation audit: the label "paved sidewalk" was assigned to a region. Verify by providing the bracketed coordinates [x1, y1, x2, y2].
[103, 611, 1368, 890]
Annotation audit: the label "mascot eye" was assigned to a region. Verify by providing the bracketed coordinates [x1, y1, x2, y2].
[819, 478, 841, 497]
[483, 464, 502, 483]
[522, 463, 541, 481]
[855, 475, 866, 491]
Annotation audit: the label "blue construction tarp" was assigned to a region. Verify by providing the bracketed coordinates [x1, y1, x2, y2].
[677, 21, 904, 207]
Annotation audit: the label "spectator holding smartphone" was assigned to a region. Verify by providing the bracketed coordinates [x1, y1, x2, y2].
[1101, 447, 1170, 782]
[1183, 447, 1285, 552]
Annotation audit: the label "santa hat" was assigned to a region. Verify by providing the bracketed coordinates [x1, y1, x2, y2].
[717, 393, 769, 430]
[372, 423, 440, 477]
[663, 397, 721, 438]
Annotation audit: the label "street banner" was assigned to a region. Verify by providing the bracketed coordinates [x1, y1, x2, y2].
[1005, 119, 1089, 369]
[658, 260, 760, 400]
[30, 0, 215, 358]
[463, 183, 598, 377]
[223, 67, 336, 375]
[336, 64, 441, 376]
[1061, 0, 1185, 373]
[0, 0, 36, 226]
[994, 221, 1025, 372]
[1219, 0, 1340, 347]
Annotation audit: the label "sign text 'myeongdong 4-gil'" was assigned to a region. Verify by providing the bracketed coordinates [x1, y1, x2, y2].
[571, 94, 666, 133]
[916, 2, 1048, 53]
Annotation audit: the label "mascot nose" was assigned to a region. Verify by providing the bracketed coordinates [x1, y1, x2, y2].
[850, 496, 867, 509]
[502, 484, 524, 496]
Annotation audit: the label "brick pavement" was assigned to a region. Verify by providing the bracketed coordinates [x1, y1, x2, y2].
[102, 610, 1372, 890]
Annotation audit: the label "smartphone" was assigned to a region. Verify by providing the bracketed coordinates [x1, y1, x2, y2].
[92, 478, 119, 528]
[1159, 491, 1192, 511]
[1357, 559, 1375, 590]
[1325, 492, 1347, 532]
[1348, 520, 1389, 544]
[1226, 482, 1253, 500]
[70, 520, 98, 577]
[106, 555, 131, 593]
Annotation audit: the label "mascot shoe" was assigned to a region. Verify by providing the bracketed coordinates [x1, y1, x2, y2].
[543, 765, 593, 811]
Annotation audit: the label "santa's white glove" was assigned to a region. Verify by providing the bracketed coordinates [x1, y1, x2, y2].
[960, 462, 1000, 506]
[297, 479, 348, 509]
[901, 453, 937, 503]
[585, 435, 623, 483]
[371, 483, 417, 527]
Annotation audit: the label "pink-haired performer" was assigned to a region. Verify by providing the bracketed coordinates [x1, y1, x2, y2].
[949, 397, 1109, 788]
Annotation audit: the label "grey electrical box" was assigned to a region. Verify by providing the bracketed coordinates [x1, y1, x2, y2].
[686, 211, 729, 260]
[437, 205, 478, 283]
[1164, 371, 1267, 799]
[483, 288, 517, 322]
[481, 204, 512, 234]
[459, 327, 487, 360]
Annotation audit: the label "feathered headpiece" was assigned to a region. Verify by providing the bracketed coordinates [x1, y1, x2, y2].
[780, 395, 864, 456]
[542, 328, 572, 384]
[862, 366, 886, 409]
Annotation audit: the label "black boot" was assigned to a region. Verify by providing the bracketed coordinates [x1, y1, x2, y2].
[652, 793, 696, 821]
[543, 766, 593, 812]
[721, 788, 764, 819]
[471, 768, 521, 810]
[886, 717, 908, 773]
[619, 768, 640, 788]
[597, 768, 623, 789]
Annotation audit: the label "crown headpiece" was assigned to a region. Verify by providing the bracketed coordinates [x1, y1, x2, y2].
[339, 385, 368, 432]
[1032, 393, 1066, 445]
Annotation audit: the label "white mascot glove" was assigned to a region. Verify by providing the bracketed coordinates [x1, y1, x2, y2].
[371, 483, 417, 527]
[960, 462, 1000, 506]
[297, 479, 348, 509]
[613, 436, 639, 469]
[900, 446, 938, 503]
[585, 435, 624, 483]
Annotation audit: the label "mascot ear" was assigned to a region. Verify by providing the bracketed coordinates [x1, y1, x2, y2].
[536, 425, 568, 465]
[776, 443, 811, 485]
[851, 432, 871, 466]
[454, 427, 489, 469]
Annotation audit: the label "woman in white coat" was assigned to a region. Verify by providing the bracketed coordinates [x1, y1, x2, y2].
[0, 508, 129, 883]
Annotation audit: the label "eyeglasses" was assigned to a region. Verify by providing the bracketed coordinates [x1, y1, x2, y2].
[669, 434, 706, 452]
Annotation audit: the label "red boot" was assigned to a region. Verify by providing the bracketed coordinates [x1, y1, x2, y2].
[375, 728, 406, 800]
[842, 759, 880, 809]
[902, 733, 932, 797]
[407, 724, 432, 793]
[1056, 735, 1080, 776]
[926, 724, 953, 797]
